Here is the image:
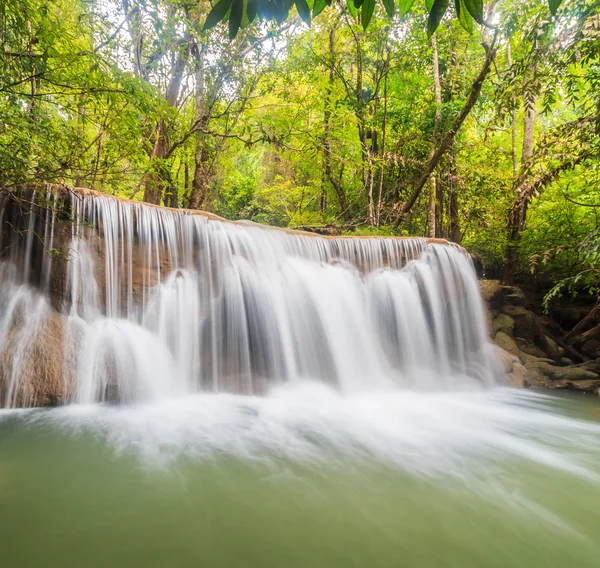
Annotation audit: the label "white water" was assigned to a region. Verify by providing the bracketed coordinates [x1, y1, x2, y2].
[3, 189, 600, 568]
[0, 188, 499, 407]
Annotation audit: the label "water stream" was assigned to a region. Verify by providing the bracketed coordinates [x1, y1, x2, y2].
[1, 188, 599, 566]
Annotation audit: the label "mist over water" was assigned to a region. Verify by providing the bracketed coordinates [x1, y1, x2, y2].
[1, 189, 600, 567]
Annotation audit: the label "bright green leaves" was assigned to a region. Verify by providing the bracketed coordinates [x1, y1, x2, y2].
[455, 0, 473, 33]
[548, 0, 562, 15]
[312, 0, 328, 18]
[362, 0, 376, 29]
[203, 0, 233, 31]
[398, 0, 416, 17]
[229, 0, 243, 39]
[203, 0, 567, 39]
[380, 0, 395, 18]
[295, 0, 311, 25]
[427, 0, 449, 37]
[462, 0, 483, 23]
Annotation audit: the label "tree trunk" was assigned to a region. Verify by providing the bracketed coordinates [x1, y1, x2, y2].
[503, 72, 538, 283]
[322, 26, 350, 222]
[427, 33, 443, 238]
[143, 30, 189, 205]
[394, 34, 497, 226]
[187, 42, 213, 210]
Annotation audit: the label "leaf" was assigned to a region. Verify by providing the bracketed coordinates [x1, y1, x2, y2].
[203, 0, 233, 31]
[548, 0, 562, 15]
[229, 0, 243, 39]
[295, 0, 311, 24]
[347, 0, 359, 18]
[425, 0, 434, 9]
[312, 0, 327, 17]
[247, 0, 258, 22]
[427, 0, 449, 37]
[398, 0, 415, 17]
[361, 0, 375, 28]
[455, 0, 473, 33]
[463, 0, 483, 24]
[381, 0, 395, 18]
[353, 0, 365, 9]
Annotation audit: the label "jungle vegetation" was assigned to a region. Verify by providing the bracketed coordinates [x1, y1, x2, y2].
[1, 0, 600, 298]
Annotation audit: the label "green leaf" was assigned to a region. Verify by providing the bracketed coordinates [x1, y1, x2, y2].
[455, 0, 473, 33]
[247, 0, 258, 22]
[229, 0, 243, 39]
[295, 0, 311, 24]
[398, 0, 415, 17]
[548, 0, 562, 15]
[347, 0, 359, 17]
[427, 0, 449, 37]
[425, 0, 434, 9]
[354, 0, 365, 9]
[362, 0, 375, 29]
[463, 0, 483, 23]
[312, 0, 327, 17]
[203, 0, 233, 31]
[381, 0, 395, 18]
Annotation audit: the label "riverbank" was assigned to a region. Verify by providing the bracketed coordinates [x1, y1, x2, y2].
[483, 280, 600, 394]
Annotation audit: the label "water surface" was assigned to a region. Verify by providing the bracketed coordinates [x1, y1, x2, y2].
[1, 385, 600, 568]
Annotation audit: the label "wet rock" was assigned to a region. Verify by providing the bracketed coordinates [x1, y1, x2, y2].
[494, 346, 528, 388]
[480, 280, 503, 311]
[0, 310, 72, 406]
[516, 338, 548, 359]
[494, 331, 520, 358]
[543, 335, 565, 359]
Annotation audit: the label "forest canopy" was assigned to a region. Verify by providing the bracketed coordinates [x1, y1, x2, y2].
[1, 0, 600, 295]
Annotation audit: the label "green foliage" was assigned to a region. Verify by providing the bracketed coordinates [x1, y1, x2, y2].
[2, 0, 599, 302]
[203, 0, 563, 38]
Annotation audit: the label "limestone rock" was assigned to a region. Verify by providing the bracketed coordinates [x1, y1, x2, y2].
[494, 331, 520, 357]
[492, 314, 515, 337]
[543, 334, 565, 359]
[524, 359, 599, 382]
[480, 280, 503, 312]
[0, 310, 72, 406]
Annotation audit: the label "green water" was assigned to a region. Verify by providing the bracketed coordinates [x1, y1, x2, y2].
[1, 388, 600, 568]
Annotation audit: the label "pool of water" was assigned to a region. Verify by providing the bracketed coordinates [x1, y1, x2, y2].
[1, 384, 600, 568]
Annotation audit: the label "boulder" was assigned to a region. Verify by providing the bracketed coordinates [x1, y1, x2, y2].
[0, 310, 72, 406]
[492, 314, 515, 337]
[524, 359, 599, 382]
[543, 334, 565, 359]
[494, 331, 520, 357]
[503, 286, 529, 307]
[480, 280, 503, 312]
[516, 338, 548, 359]
[493, 346, 528, 388]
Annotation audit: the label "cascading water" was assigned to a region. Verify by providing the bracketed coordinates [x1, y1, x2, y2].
[0, 186, 499, 407]
[2, 187, 600, 568]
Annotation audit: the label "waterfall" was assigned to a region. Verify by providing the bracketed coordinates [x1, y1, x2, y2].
[0, 186, 500, 407]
